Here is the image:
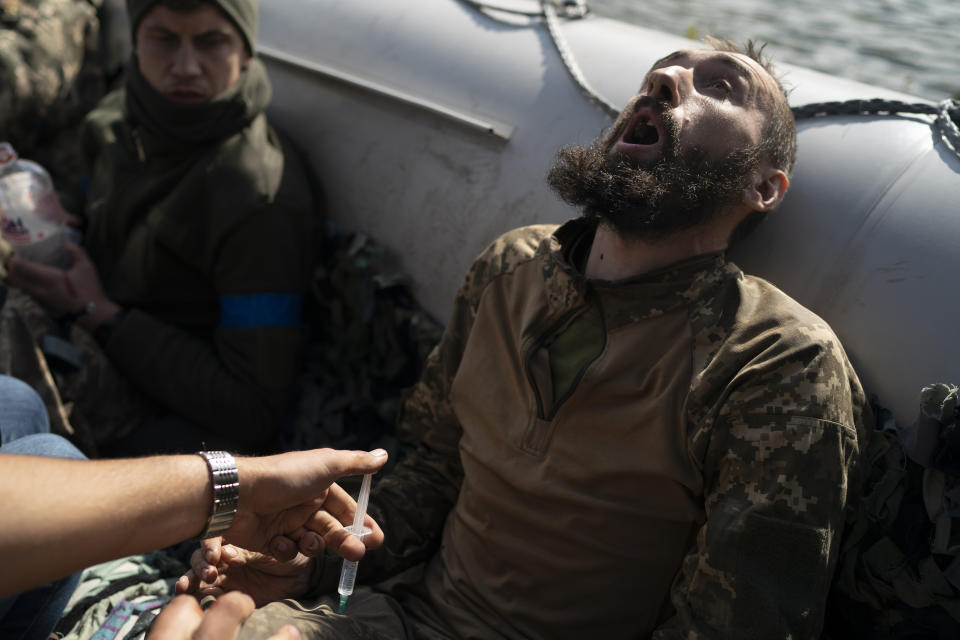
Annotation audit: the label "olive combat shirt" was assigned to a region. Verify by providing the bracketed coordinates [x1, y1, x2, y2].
[79, 62, 314, 452]
[247, 219, 868, 639]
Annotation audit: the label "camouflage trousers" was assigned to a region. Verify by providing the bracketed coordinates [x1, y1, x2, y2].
[235, 562, 455, 640]
[236, 588, 456, 640]
[0, 286, 147, 455]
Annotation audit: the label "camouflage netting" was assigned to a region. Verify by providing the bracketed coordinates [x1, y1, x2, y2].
[0, 0, 128, 213]
[280, 222, 443, 461]
[825, 389, 960, 639]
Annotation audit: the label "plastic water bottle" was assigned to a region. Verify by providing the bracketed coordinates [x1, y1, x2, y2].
[0, 142, 69, 267]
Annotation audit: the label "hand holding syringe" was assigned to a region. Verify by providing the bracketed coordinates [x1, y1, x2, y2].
[337, 473, 373, 614]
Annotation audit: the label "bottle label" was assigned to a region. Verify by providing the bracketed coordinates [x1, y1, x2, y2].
[0, 153, 68, 265]
[0, 171, 65, 241]
[1, 215, 31, 245]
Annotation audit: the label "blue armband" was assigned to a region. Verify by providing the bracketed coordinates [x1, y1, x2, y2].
[219, 293, 303, 329]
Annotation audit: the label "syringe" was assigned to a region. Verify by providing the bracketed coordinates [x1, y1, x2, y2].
[337, 473, 372, 614]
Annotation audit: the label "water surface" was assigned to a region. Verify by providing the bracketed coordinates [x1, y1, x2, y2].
[589, 0, 959, 100]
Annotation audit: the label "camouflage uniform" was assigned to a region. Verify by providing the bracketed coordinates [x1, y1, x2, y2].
[242, 219, 869, 639]
[0, 0, 120, 213]
[825, 386, 960, 637]
[0, 0, 99, 134]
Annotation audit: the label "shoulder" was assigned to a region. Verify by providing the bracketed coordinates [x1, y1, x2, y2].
[81, 89, 128, 171]
[83, 90, 126, 142]
[208, 115, 285, 202]
[735, 273, 845, 360]
[477, 224, 556, 267]
[459, 224, 558, 303]
[696, 271, 868, 427]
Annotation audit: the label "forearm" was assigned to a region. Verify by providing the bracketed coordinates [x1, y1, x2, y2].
[105, 309, 298, 448]
[364, 443, 462, 579]
[0, 454, 215, 597]
[658, 414, 860, 637]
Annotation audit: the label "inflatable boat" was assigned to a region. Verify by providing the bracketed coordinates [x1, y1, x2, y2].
[257, 0, 960, 428]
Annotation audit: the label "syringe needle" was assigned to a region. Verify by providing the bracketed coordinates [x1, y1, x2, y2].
[337, 473, 372, 614]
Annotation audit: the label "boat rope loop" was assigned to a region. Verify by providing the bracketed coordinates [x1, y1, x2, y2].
[460, 0, 960, 159]
[457, 0, 619, 116]
[540, 0, 621, 118]
[792, 98, 960, 157]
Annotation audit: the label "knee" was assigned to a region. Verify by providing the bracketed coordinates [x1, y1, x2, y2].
[0, 375, 50, 443]
[0, 433, 87, 460]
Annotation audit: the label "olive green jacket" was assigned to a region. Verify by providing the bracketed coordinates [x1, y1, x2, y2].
[81, 89, 315, 450]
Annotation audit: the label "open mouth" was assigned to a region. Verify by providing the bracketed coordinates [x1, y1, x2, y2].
[607, 100, 669, 159]
[624, 116, 660, 146]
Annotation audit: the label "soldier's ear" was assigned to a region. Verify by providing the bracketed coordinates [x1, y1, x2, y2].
[742, 165, 788, 212]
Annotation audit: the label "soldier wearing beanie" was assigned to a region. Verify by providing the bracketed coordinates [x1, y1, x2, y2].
[7, 0, 318, 456]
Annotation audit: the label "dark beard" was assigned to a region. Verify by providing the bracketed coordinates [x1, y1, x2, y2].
[546, 105, 762, 241]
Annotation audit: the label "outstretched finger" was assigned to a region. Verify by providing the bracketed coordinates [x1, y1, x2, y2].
[147, 594, 202, 639]
[305, 483, 385, 552]
[298, 513, 376, 562]
[175, 569, 201, 595]
[250, 449, 388, 506]
[190, 539, 222, 585]
[192, 591, 255, 640]
[317, 448, 389, 480]
[314, 482, 360, 526]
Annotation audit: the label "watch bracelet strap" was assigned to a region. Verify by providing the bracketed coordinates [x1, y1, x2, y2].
[197, 450, 239, 539]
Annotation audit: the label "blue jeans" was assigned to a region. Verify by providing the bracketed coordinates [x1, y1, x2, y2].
[0, 374, 53, 445]
[0, 375, 86, 640]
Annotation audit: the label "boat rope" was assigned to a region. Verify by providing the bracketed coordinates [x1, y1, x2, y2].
[540, 0, 621, 118]
[458, 0, 620, 118]
[791, 98, 960, 157]
[460, 0, 960, 158]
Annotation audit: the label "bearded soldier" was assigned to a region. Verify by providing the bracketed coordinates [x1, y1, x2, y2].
[185, 40, 867, 640]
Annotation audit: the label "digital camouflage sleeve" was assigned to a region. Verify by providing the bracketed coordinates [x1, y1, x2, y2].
[653, 276, 871, 639]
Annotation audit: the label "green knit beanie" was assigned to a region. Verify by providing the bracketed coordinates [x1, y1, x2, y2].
[127, 0, 259, 54]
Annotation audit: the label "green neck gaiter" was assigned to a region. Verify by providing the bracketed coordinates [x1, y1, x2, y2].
[124, 56, 271, 147]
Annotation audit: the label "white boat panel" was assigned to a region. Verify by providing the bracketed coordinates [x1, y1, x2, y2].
[732, 114, 960, 424]
[260, 0, 960, 427]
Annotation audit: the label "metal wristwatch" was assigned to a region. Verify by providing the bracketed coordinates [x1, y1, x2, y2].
[197, 451, 239, 539]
